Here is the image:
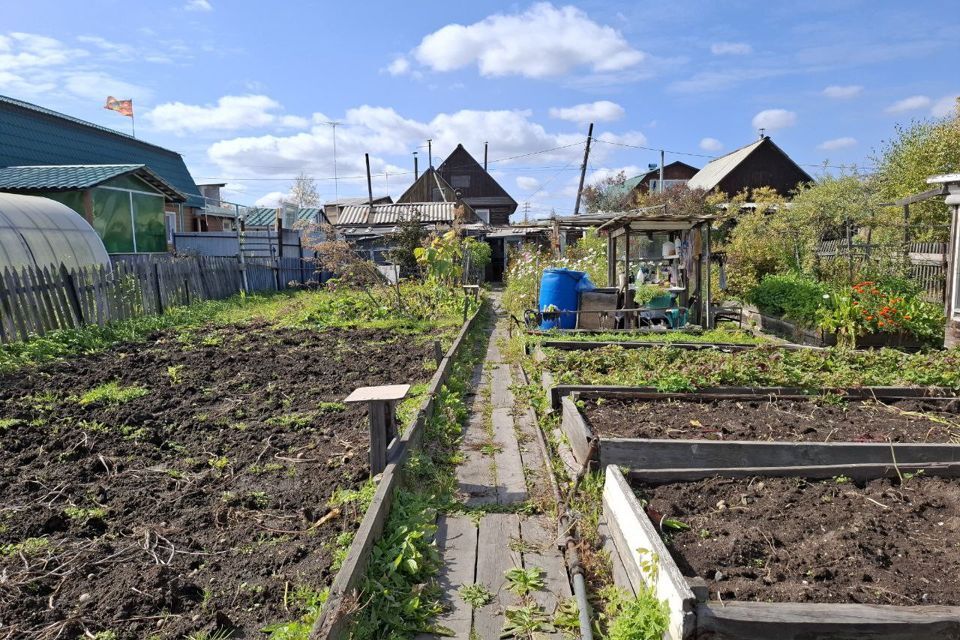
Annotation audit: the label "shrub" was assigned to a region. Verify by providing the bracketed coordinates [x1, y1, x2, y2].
[746, 273, 827, 327]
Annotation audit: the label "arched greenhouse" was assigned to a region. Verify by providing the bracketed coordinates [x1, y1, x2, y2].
[0, 193, 110, 273]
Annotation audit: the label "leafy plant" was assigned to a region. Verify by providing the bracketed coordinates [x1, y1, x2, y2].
[502, 603, 554, 638]
[504, 566, 545, 596]
[261, 585, 328, 640]
[602, 585, 670, 640]
[458, 583, 494, 608]
[746, 272, 827, 327]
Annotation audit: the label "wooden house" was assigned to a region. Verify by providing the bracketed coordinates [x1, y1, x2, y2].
[616, 161, 700, 198]
[687, 136, 812, 198]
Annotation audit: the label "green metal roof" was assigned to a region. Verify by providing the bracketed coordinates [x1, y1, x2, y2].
[243, 206, 326, 227]
[0, 95, 203, 207]
[0, 164, 184, 200]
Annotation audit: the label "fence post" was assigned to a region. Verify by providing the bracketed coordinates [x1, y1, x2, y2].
[59, 263, 84, 325]
[153, 262, 164, 314]
[344, 384, 410, 476]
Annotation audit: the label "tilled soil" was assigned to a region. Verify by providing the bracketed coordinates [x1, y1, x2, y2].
[0, 323, 434, 639]
[636, 475, 960, 605]
[583, 396, 960, 442]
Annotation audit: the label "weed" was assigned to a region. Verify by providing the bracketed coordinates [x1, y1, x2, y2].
[502, 604, 554, 637]
[64, 506, 107, 522]
[261, 585, 329, 639]
[458, 583, 494, 608]
[601, 585, 670, 640]
[504, 566, 545, 596]
[77, 419, 109, 433]
[166, 365, 185, 385]
[1, 537, 49, 557]
[328, 479, 376, 512]
[185, 629, 233, 640]
[316, 401, 346, 414]
[833, 474, 852, 484]
[78, 381, 148, 406]
[553, 598, 581, 635]
[480, 442, 502, 456]
[266, 413, 314, 430]
[120, 425, 147, 440]
[698, 528, 712, 539]
[0, 418, 23, 430]
[207, 455, 230, 471]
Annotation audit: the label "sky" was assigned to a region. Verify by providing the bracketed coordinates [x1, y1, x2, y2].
[3, 0, 959, 218]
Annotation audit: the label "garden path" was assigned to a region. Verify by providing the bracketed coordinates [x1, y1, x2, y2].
[418, 293, 572, 639]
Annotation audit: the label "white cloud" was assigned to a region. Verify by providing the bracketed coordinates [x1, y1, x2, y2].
[699, 137, 723, 152]
[411, 2, 645, 78]
[62, 71, 147, 102]
[146, 95, 309, 134]
[548, 100, 624, 123]
[885, 95, 931, 113]
[516, 176, 541, 191]
[184, 0, 213, 11]
[931, 94, 959, 118]
[385, 56, 410, 76]
[817, 136, 857, 151]
[822, 84, 863, 99]
[254, 191, 287, 207]
[710, 42, 751, 55]
[752, 109, 797, 132]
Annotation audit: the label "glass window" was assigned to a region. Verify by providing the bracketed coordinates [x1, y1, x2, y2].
[92, 187, 134, 253]
[165, 212, 177, 244]
[133, 193, 167, 252]
[451, 174, 470, 188]
[40, 191, 85, 216]
[104, 173, 156, 193]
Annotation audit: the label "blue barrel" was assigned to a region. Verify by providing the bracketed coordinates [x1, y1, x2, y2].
[538, 268, 593, 330]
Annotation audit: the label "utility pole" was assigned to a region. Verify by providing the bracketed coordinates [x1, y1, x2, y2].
[427, 139, 433, 167]
[659, 149, 665, 194]
[365, 153, 374, 209]
[413, 151, 419, 180]
[523, 201, 530, 223]
[573, 122, 594, 215]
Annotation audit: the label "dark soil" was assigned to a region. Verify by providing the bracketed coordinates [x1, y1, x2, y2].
[0, 323, 435, 639]
[636, 475, 960, 605]
[583, 396, 960, 443]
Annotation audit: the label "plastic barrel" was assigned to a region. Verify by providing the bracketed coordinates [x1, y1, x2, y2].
[539, 268, 590, 330]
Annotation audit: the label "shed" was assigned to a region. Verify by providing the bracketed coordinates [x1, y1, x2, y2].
[0, 193, 110, 272]
[930, 174, 960, 347]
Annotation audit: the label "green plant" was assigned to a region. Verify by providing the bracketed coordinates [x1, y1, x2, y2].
[64, 505, 107, 522]
[1, 536, 49, 557]
[458, 583, 494, 608]
[207, 455, 230, 471]
[77, 381, 149, 406]
[186, 629, 233, 640]
[316, 401, 346, 414]
[504, 566, 545, 596]
[502, 604, 554, 638]
[261, 585, 328, 640]
[167, 365, 185, 385]
[0, 417, 23, 430]
[746, 273, 827, 327]
[634, 283, 669, 306]
[602, 585, 670, 640]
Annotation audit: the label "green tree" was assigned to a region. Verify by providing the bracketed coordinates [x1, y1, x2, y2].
[582, 171, 637, 212]
[387, 213, 426, 276]
[872, 98, 960, 240]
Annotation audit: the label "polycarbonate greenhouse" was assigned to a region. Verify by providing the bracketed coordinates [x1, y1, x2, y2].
[0, 193, 110, 273]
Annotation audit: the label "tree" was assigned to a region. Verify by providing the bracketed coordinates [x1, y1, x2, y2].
[581, 171, 637, 212]
[387, 213, 426, 276]
[872, 98, 960, 240]
[289, 171, 320, 207]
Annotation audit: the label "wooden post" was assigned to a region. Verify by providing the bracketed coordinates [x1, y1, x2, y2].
[573, 122, 594, 216]
[344, 384, 411, 476]
[153, 262, 164, 314]
[434, 340, 443, 366]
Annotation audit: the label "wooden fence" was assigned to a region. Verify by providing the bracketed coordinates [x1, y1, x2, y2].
[815, 240, 948, 303]
[0, 255, 320, 344]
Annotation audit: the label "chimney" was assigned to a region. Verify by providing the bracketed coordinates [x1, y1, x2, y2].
[413, 151, 419, 180]
[484, 141, 488, 171]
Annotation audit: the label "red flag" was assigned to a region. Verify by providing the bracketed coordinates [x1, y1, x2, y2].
[104, 96, 134, 117]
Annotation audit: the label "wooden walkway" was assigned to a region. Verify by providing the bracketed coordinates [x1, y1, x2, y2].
[420, 296, 572, 639]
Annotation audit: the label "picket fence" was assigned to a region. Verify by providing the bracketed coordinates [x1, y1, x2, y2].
[0, 255, 318, 344]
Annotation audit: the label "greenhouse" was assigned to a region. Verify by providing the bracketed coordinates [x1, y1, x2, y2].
[0, 192, 110, 272]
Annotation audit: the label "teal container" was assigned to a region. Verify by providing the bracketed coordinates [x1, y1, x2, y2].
[539, 268, 594, 329]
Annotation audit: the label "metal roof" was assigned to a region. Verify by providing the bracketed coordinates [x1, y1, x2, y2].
[323, 196, 392, 207]
[0, 94, 204, 208]
[337, 202, 461, 226]
[242, 206, 326, 227]
[686, 138, 766, 192]
[0, 164, 185, 201]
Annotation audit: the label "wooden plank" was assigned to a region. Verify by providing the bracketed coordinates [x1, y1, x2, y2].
[600, 439, 960, 473]
[560, 396, 593, 464]
[24, 266, 54, 334]
[93, 265, 107, 325]
[492, 407, 529, 505]
[519, 516, 571, 615]
[473, 513, 521, 640]
[457, 412, 498, 506]
[25, 266, 56, 332]
[598, 518, 635, 597]
[415, 515, 478, 639]
[4, 268, 29, 341]
[627, 460, 960, 482]
[603, 465, 696, 640]
[43, 265, 72, 329]
[0, 273, 14, 342]
[697, 601, 960, 640]
[490, 365, 514, 409]
[10, 267, 40, 337]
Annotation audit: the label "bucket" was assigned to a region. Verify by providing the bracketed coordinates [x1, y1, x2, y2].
[538, 268, 594, 330]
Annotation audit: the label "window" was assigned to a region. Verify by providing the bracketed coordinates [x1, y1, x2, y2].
[91, 185, 166, 253]
[165, 212, 177, 245]
[475, 209, 490, 224]
[648, 179, 688, 192]
[451, 174, 471, 188]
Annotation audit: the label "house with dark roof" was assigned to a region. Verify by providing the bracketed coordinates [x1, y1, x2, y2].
[687, 136, 813, 198]
[323, 195, 392, 225]
[614, 161, 700, 201]
[0, 94, 206, 253]
[398, 145, 517, 225]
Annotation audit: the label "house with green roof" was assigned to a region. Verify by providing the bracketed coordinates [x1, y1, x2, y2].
[0, 94, 206, 254]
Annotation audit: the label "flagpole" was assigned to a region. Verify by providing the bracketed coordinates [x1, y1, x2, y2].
[131, 100, 135, 138]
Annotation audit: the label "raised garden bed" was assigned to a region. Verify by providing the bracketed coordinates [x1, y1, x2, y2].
[602, 465, 960, 639]
[0, 323, 438, 638]
[750, 309, 926, 351]
[560, 388, 960, 480]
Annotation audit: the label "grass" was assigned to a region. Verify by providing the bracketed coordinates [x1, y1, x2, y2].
[64, 505, 108, 522]
[532, 325, 769, 345]
[1, 536, 49, 557]
[77, 381, 149, 406]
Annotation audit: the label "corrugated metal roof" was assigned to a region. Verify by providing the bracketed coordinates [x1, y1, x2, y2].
[323, 196, 391, 207]
[0, 95, 204, 208]
[0, 164, 185, 200]
[686, 138, 765, 191]
[242, 206, 326, 227]
[337, 202, 459, 226]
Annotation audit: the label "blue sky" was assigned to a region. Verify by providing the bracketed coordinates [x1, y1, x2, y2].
[3, 0, 959, 217]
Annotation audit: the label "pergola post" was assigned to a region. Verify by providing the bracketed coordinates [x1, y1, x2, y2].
[344, 384, 410, 476]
